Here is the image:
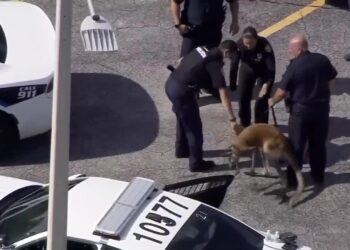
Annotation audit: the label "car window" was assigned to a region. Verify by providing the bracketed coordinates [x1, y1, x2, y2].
[0, 179, 87, 247]
[101, 245, 122, 250]
[166, 204, 264, 250]
[17, 240, 98, 250]
[0, 24, 7, 63]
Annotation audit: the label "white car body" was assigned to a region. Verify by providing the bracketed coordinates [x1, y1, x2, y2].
[0, 175, 311, 250]
[0, 2, 54, 140]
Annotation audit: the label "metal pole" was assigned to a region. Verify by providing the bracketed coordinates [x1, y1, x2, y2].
[87, 0, 96, 16]
[47, 0, 72, 249]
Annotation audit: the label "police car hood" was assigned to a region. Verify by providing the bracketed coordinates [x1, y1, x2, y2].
[0, 175, 42, 200]
[67, 177, 202, 249]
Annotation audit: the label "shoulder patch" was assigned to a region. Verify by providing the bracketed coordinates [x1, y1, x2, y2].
[265, 45, 272, 53]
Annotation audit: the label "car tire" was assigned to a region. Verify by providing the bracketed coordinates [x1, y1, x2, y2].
[0, 114, 19, 157]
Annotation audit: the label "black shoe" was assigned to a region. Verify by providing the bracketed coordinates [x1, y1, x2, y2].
[190, 160, 215, 172]
[311, 173, 324, 185]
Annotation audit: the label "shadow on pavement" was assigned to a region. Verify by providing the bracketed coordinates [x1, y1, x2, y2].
[294, 171, 350, 207]
[0, 73, 159, 166]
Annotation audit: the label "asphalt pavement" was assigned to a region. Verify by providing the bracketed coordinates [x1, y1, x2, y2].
[1, 0, 350, 249]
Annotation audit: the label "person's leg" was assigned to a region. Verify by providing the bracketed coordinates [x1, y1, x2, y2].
[165, 77, 190, 158]
[175, 117, 190, 158]
[180, 36, 197, 57]
[238, 63, 256, 127]
[308, 110, 329, 184]
[287, 111, 309, 186]
[254, 95, 269, 124]
[178, 95, 204, 168]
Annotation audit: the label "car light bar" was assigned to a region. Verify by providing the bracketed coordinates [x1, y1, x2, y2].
[93, 177, 157, 240]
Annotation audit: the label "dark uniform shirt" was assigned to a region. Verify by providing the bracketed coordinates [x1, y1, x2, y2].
[230, 36, 275, 86]
[181, 0, 235, 26]
[279, 51, 337, 105]
[171, 47, 226, 90]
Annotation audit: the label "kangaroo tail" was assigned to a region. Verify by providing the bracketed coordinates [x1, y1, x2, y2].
[285, 152, 305, 208]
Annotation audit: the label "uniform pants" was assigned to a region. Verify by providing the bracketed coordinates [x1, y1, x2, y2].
[238, 62, 274, 127]
[180, 25, 222, 57]
[165, 77, 203, 167]
[287, 103, 329, 184]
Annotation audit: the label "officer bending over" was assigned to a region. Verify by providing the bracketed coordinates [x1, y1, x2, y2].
[165, 40, 238, 172]
[230, 26, 276, 127]
[269, 35, 337, 186]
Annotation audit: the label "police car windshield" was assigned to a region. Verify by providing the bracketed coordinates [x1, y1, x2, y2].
[0, 188, 48, 246]
[0, 24, 7, 63]
[0, 179, 85, 246]
[166, 204, 264, 250]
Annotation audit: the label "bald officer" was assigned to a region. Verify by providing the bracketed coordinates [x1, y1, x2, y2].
[269, 35, 337, 186]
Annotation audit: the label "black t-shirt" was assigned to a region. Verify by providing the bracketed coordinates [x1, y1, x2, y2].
[181, 0, 234, 26]
[230, 36, 276, 86]
[171, 47, 227, 90]
[279, 51, 337, 105]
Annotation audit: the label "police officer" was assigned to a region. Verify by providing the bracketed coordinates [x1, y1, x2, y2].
[165, 40, 238, 172]
[170, 0, 242, 100]
[269, 35, 337, 186]
[170, 0, 240, 57]
[230, 26, 276, 127]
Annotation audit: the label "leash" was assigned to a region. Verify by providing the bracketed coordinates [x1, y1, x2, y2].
[271, 106, 278, 127]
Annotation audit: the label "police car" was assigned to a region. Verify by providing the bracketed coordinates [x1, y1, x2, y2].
[0, 2, 55, 153]
[0, 174, 311, 250]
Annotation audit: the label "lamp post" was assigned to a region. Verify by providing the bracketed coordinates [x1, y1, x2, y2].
[46, 0, 72, 249]
[47, 0, 117, 248]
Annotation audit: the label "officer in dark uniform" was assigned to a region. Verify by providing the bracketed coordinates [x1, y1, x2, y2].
[230, 26, 276, 127]
[269, 35, 337, 185]
[165, 40, 238, 172]
[170, 0, 240, 57]
[170, 0, 241, 99]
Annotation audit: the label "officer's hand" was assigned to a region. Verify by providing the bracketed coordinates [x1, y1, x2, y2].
[229, 22, 239, 36]
[231, 121, 243, 136]
[268, 98, 275, 108]
[258, 83, 268, 98]
[178, 24, 191, 35]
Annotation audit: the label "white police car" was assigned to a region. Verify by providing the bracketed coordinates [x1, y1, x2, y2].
[0, 2, 55, 153]
[0, 174, 311, 250]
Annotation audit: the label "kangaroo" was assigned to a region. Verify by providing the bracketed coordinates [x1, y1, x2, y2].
[229, 123, 305, 208]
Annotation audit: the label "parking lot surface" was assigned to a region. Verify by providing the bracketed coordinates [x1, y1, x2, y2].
[1, 1, 350, 249]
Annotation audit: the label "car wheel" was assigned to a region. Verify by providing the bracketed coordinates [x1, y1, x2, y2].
[0, 115, 19, 157]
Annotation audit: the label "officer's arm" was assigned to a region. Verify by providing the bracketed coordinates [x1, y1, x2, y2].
[229, 52, 240, 91]
[219, 87, 237, 122]
[206, 61, 237, 121]
[269, 67, 293, 107]
[269, 88, 286, 107]
[227, 0, 239, 35]
[262, 42, 276, 87]
[325, 57, 338, 89]
[171, 0, 184, 26]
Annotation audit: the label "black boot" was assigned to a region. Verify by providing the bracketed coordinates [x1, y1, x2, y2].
[190, 160, 215, 172]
